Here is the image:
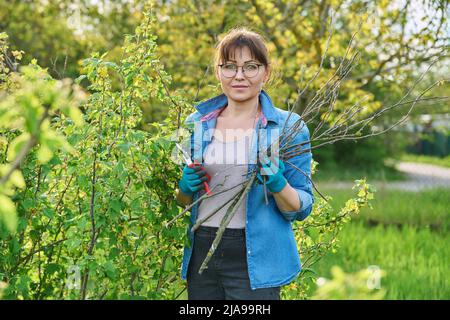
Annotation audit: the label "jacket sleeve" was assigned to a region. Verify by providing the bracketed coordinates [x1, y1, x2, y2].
[278, 115, 314, 222]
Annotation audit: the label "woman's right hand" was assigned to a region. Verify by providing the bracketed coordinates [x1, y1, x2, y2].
[178, 165, 208, 195]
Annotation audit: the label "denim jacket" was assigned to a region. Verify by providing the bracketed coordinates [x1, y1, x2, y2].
[180, 89, 314, 290]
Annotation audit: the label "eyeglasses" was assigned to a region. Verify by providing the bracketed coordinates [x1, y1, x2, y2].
[218, 62, 264, 78]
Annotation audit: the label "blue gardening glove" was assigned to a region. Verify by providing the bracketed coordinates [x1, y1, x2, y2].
[178, 165, 208, 195]
[257, 156, 287, 193]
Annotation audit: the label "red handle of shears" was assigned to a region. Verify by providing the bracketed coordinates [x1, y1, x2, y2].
[188, 163, 212, 196]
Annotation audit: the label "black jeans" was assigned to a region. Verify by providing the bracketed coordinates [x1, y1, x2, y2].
[187, 226, 281, 300]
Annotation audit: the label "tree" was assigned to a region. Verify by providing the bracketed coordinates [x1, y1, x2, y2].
[149, 0, 449, 166]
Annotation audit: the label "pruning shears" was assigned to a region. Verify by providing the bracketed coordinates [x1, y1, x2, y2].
[175, 142, 212, 196]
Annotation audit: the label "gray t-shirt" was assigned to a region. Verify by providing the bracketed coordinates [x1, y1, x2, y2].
[196, 132, 254, 229]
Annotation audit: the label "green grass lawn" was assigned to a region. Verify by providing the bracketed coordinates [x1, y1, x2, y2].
[307, 188, 450, 299]
[399, 153, 450, 168]
[314, 153, 450, 183]
[314, 164, 407, 182]
[325, 188, 449, 232]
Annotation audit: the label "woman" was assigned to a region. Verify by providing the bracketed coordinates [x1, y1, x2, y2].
[176, 27, 314, 300]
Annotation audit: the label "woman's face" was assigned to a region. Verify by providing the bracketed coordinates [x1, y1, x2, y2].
[216, 46, 269, 104]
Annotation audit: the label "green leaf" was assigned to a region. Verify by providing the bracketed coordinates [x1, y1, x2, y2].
[9, 237, 20, 254]
[108, 247, 120, 260]
[0, 194, 17, 233]
[109, 199, 122, 213]
[126, 71, 137, 86]
[77, 175, 89, 188]
[7, 133, 30, 162]
[43, 208, 55, 219]
[301, 267, 318, 276]
[104, 261, 117, 280]
[48, 154, 62, 166]
[103, 61, 118, 69]
[29, 229, 40, 241]
[164, 257, 174, 271]
[9, 170, 26, 189]
[42, 129, 75, 154]
[37, 144, 53, 164]
[17, 275, 31, 295]
[21, 198, 35, 210]
[117, 142, 132, 154]
[45, 263, 60, 275]
[67, 106, 84, 126]
[74, 74, 87, 84]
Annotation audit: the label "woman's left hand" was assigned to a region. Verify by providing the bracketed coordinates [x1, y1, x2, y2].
[256, 156, 287, 193]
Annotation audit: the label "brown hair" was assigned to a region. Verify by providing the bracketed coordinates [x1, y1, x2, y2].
[214, 27, 272, 82]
